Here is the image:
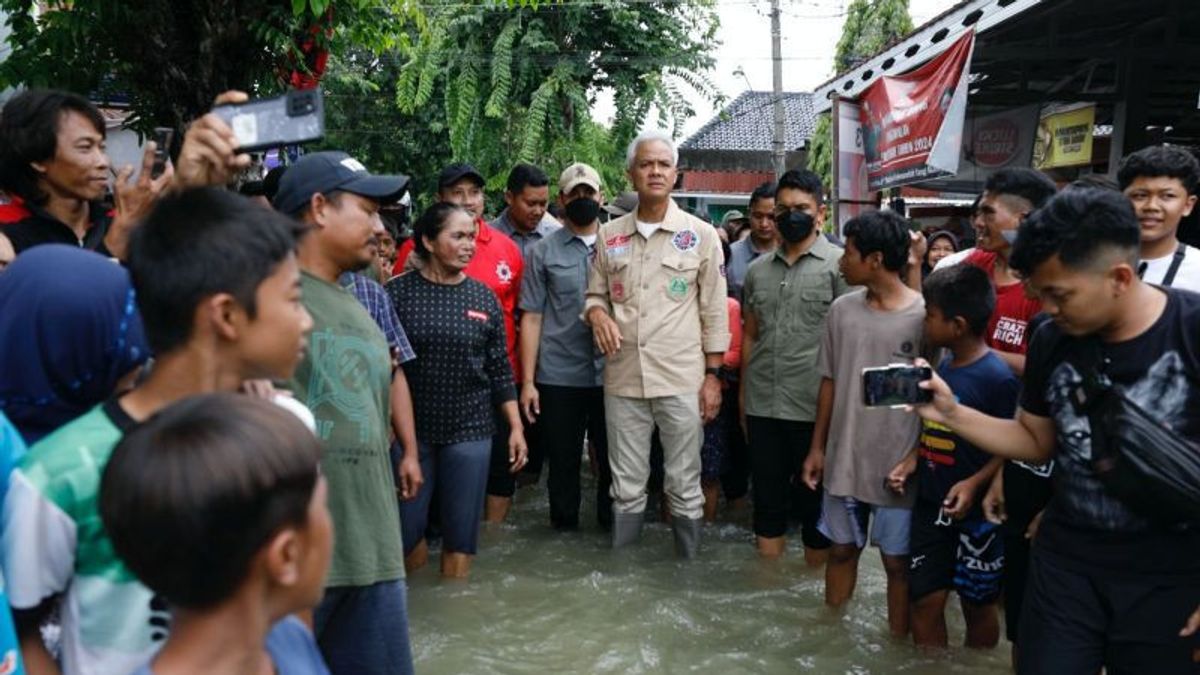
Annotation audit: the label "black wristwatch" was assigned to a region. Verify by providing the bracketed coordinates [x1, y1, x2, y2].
[705, 367, 722, 378]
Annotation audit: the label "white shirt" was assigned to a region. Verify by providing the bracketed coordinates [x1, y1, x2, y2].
[577, 233, 597, 248]
[1140, 243, 1200, 293]
[635, 219, 660, 239]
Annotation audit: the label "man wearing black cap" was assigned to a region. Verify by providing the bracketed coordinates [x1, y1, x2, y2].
[393, 162, 527, 523]
[274, 151, 417, 675]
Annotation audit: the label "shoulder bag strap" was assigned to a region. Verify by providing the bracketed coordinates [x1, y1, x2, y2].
[1162, 242, 1188, 287]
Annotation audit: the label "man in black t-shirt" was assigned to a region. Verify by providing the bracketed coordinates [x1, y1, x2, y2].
[913, 187, 1200, 674]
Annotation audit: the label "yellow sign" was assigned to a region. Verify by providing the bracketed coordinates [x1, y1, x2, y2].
[1033, 104, 1096, 169]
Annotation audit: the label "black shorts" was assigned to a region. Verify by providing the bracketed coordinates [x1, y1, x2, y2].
[1017, 546, 1200, 675]
[908, 500, 1004, 605]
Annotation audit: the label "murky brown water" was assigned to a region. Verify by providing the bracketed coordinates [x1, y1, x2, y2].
[406, 474, 1012, 674]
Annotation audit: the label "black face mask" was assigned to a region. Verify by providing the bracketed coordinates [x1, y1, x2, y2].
[565, 197, 601, 226]
[777, 210, 815, 243]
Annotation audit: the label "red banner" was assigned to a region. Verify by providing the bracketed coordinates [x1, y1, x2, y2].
[859, 30, 975, 190]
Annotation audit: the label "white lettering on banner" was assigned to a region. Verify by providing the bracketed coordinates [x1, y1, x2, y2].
[885, 124, 910, 144]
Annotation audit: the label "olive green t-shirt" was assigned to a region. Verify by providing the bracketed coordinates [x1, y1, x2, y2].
[291, 272, 404, 586]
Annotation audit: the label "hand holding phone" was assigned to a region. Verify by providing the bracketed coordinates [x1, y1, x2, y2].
[211, 89, 325, 153]
[862, 364, 934, 408]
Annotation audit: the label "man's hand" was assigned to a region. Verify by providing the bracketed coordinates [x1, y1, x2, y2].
[397, 452, 424, 501]
[943, 479, 978, 519]
[982, 470, 1007, 525]
[520, 381, 540, 423]
[105, 140, 175, 259]
[802, 449, 825, 491]
[508, 427, 529, 473]
[887, 451, 918, 496]
[908, 230, 928, 268]
[588, 307, 622, 355]
[173, 90, 253, 190]
[700, 374, 722, 424]
[910, 358, 959, 425]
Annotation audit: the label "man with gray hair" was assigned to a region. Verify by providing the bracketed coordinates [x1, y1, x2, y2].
[584, 130, 730, 557]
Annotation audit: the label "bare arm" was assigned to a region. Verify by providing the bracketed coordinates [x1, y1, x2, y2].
[519, 312, 544, 420]
[390, 367, 422, 500]
[16, 605, 59, 675]
[992, 349, 1027, 377]
[802, 377, 835, 489]
[914, 362, 1055, 463]
[738, 308, 760, 434]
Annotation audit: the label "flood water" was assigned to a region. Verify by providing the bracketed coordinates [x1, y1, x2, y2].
[406, 474, 1012, 674]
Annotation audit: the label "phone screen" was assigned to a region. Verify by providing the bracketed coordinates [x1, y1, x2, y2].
[862, 366, 933, 408]
[150, 127, 174, 179]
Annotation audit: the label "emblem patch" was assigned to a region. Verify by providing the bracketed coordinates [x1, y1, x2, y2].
[667, 276, 688, 299]
[671, 229, 699, 252]
[496, 260, 513, 284]
[612, 281, 625, 301]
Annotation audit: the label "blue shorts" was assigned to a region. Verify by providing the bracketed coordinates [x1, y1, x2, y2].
[399, 438, 491, 555]
[907, 499, 1004, 604]
[818, 493, 911, 556]
[315, 578, 413, 675]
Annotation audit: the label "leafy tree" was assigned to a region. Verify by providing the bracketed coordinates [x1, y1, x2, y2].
[392, 0, 722, 195]
[807, 0, 913, 191]
[0, 0, 419, 134]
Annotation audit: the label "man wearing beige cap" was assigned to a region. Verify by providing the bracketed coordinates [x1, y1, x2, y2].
[584, 130, 730, 558]
[519, 163, 612, 530]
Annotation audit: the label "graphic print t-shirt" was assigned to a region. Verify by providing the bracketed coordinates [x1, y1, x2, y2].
[1, 402, 161, 675]
[964, 250, 1042, 355]
[917, 352, 1020, 511]
[1021, 288, 1200, 576]
[291, 272, 404, 587]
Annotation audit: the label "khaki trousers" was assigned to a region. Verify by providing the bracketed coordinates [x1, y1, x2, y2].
[604, 393, 704, 520]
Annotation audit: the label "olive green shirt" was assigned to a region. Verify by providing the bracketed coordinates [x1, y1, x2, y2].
[743, 236, 851, 421]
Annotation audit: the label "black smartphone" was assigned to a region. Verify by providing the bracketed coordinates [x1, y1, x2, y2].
[862, 365, 933, 408]
[211, 88, 325, 153]
[150, 127, 174, 179]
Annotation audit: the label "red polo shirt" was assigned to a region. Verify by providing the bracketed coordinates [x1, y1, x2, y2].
[964, 249, 1041, 354]
[394, 217, 524, 379]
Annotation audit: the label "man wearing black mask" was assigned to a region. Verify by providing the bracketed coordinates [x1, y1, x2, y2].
[740, 169, 852, 561]
[518, 163, 612, 530]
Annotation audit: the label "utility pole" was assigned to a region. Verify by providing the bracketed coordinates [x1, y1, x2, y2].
[770, 0, 786, 179]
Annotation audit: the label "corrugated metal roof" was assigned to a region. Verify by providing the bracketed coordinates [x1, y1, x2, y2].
[681, 90, 816, 152]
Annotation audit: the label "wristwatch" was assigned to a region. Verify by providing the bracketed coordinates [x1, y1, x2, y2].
[705, 367, 722, 378]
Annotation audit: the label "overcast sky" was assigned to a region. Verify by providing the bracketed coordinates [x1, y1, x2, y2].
[594, 0, 961, 138]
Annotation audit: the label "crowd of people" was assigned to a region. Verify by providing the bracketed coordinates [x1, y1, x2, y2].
[0, 85, 1197, 675]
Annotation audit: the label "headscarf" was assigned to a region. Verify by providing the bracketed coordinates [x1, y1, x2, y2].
[0, 245, 150, 444]
[923, 230, 961, 277]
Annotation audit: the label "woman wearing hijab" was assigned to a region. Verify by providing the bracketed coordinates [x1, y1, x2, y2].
[922, 230, 960, 279]
[0, 245, 150, 445]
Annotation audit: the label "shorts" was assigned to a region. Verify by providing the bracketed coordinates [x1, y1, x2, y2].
[1017, 546, 1200, 675]
[818, 493, 911, 556]
[907, 500, 1004, 604]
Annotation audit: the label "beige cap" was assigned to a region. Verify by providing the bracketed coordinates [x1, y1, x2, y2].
[558, 163, 602, 194]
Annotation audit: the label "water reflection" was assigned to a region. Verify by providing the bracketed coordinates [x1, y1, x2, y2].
[406, 477, 1010, 674]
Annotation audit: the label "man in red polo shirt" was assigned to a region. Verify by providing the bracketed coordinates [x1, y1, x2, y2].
[393, 163, 525, 522]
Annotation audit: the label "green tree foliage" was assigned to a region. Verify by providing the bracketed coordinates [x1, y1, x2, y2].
[0, 0, 420, 133]
[808, 0, 913, 190]
[392, 0, 722, 196]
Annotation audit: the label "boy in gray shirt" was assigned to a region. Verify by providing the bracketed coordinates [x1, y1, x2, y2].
[802, 209, 926, 638]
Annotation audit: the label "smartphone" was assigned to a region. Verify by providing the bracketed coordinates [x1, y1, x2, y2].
[862, 364, 933, 408]
[211, 89, 325, 153]
[150, 127, 174, 179]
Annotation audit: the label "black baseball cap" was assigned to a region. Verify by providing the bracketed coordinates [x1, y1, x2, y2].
[273, 151, 410, 215]
[437, 163, 485, 190]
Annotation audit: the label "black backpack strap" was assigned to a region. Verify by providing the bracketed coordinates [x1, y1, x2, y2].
[1162, 242, 1188, 287]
